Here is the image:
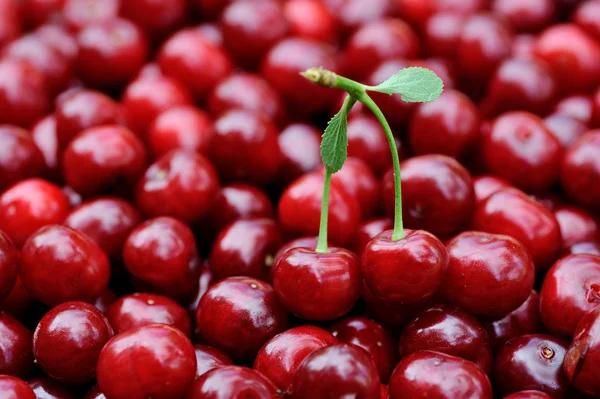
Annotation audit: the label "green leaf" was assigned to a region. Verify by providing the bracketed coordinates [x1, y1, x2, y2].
[320, 107, 349, 173]
[368, 67, 444, 103]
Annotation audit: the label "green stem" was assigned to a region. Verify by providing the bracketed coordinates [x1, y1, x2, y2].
[315, 169, 332, 253]
[358, 92, 404, 241]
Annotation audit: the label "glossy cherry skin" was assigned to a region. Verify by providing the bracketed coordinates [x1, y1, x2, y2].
[503, 391, 553, 399]
[33, 301, 113, 385]
[97, 324, 196, 399]
[347, 114, 399, 176]
[194, 344, 233, 378]
[123, 217, 201, 301]
[278, 172, 360, 247]
[31, 115, 60, 180]
[396, 0, 483, 27]
[158, 28, 233, 100]
[591, 88, 600, 128]
[269, 236, 319, 282]
[0, 312, 33, 378]
[209, 109, 282, 185]
[566, 241, 600, 257]
[483, 290, 542, 350]
[362, 230, 447, 305]
[389, 351, 493, 399]
[0, 231, 18, 303]
[0, 376, 36, 399]
[325, 158, 379, 219]
[472, 188, 562, 270]
[147, 105, 213, 158]
[400, 305, 493, 374]
[208, 184, 274, 232]
[473, 174, 512, 205]
[187, 365, 279, 399]
[554, 206, 600, 252]
[544, 113, 588, 149]
[278, 123, 322, 184]
[261, 38, 338, 117]
[560, 131, 600, 209]
[491, 0, 556, 32]
[93, 288, 117, 314]
[106, 293, 191, 337]
[0, 125, 46, 193]
[534, 24, 600, 93]
[283, 0, 336, 43]
[382, 155, 475, 236]
[208, 72, 285, 127]
[409, 89, 480, 160]
[62, 0, 119, 31]
[573, 0, 600, 40]
[539, 254, 600, 337]
[290, 343, 380, 399]
[564, 306, 600, 396]
[330, 317, 398, 383]
[423, 12, 465, 59]
[354, 218, 393, 258]
[28, 377, 77, 399]
[120, 0, 186, 39]
[494, 334, 570, 397]
[19, 225, 110, 306]
[0, 277, 34, 317]
[0, 0, 21, 47]
[445, 231, 535, 318]
[135, 150, 220, 223]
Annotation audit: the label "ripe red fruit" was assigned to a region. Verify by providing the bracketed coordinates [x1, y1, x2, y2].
[0, 232, 18, 304]
[327, 158, 380, 219]
[0, 125, 46, 194]
[491, 0, 556, 32]
[0, 312, 33, 378]
[187, 366, 279, 399]
[544, 113, 588, 149]
[347, 114, 399, 175]
[28, 377, 77, 399]
[62, 0, 119, 31]
[120, 0, 187, 39]
[554, 206, 600, 252]
[0, 376, 35, 399]
[564, 306, 600, 396]
[472, 174, 512, 205]
[31, 115, 59, 179]
[573, 0, 600, 40]
[207, 183, 274, 232]
[560, 131, 600, 208]
[278, 123, 322, 184]
[193, 344, 232, 378]
[354, 218, 393, 257]
[283, 0, 336, 43]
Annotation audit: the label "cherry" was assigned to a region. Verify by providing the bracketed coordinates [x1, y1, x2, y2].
[207, 72, 286, 127]
[208, 184, 274, 233]
[544, 113, 588, 149]
[194, 0, 233, 20]
[0, 311, 33, 378]
[483, 290, 542, 350]
[0, 277, 35, 317]
[534, 24, 600, 93]
[504, 391, 553, 399]
[34, 24, 78, 64]
[330, 317, 398, 383]
[278, 123, 322, 184]
[33, 301, 113, 385]
[209, 109, 282, 185]
[186, 265, 213, 317]
[220, 0, 288, 69]
[560, 131, 600, 209]
[0, 125, 45, 194]
[491, 0, 556, 32]
[494, 334, 570, 397]
[0, 232, 17, 304]
[473, 174, 512, 205]
[0, 376, 36, 399]
[397, 0, 484, 26]
[472, 188, 562, 270]
[187, 366, 279, 399]
[158, 28, 233, 100]
[278, 172, 360, 247]
[27, 377, 77, 399]
[0, 0, 21, 48]
[573, 0, 600, 40]
[388, 351, 493, 399]
[261, 37, 338, 117]
[120, 0, 187, 39]
[283, 0, 336, 43]
[196, 276, 288, 361]
[423, 12, 465, 59]
[564, 306, 600, 396]
[539, 254, 600, 337]
[31, 115, 60, 180]
[254, 325, 337, 391]
[354, 218, 393, 257]
[62, 0, 119, 31]
[382, 155, 475, 236]
[554, 206, 600, 252]
[409, 89, 480, 160]
[123, 217, 201, 301]
[0, 179, 70, 248]
[134, 150, 220, 223]
[84, 385, 106, 399]
[289, 344, 380, 399]
[592, 88, 600, 128]
[566, 241, 600, 257]
[270, 236, 319, 282]
[322, 0, 392, 35]
[97, 324, 196, 399]
[347, 114, 398, 175]
[512, 34, 537, 59]
[553, 94, 594, 125]
[400, 305, 493, 374]
[194, 344, 233, 378]
[93, 288, 117, 314]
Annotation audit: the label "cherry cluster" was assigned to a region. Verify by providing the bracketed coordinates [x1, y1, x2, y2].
[0, 0, 600, 398]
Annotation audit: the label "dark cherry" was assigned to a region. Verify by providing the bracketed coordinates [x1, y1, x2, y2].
[362, 229, 448, 304]
[564, 306, 600, 396]
[28, 377, 77, 399]
[97, 324, 196, 399]
[31, 115, 60, 180]
[330, 317, 398, 383]
[194, 0, 234, 20]
[0, 125, 46, 192]
[93, 288, 117, 314]
[33, 301, 113, 385]
[381, 155, 475, 236]
[400, 305, 493, 374]
[278, 123, 322, 184]
[194, 344, 233, 378]
[0, 376, 35, 399]
[554, 206, 600, 252]
[573, 0, 600, 40]
[503, 391, 553, 399]
[196, 277, 288, 361]
[289, 343, 380, 399]
[544, 113, 588, 149]
[187, 366, 279, 399]
[64, 197, 141, 257]
[347, 114, 399, 175]
[424, 12, 466, 59]
[0, 277, 35, 317]
[494, 334, 570, 397]
[274, 247, 361, 321]
[208, 183, 274, 232]
[560, 131, 600, 209]
[0, 231, 18, 303]
[106, 293, 191, 337]
[62, 0, 119, 31]
[553, 94, 593, 125]
[120, 0, 187, 39]
[278, 172, 360, 247]
[483, 290, 542, 350]
[539, 254, 600, 337]
[209, 109, 282, 185]
[186, 265, 213, 317]
[473, 174, 512, 205]
[269, 236, 319, 283]
[208, 72, 285, 127]
[491, 0, 556, 32]
[354, 218, 393, 258]
[0, 311, 33, 378]
[472, 188, 562, 270]
[123, 217, 201, 301]
[84, 385, 106, 399]
[322, 0, 392, 35]
[158, 28, 233, 100]
[283, 0, 336, 43]
[135, 150, 220, 223]
[389, 351, 493, 399]
[325, 158, 379, 219]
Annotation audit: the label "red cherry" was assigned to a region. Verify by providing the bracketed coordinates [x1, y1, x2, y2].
[592, 88, 600, 128]
[544, 113, 588, 149]
[31, 115, 60, 180]
[491, 0, 556, 32]
[270, 236, 319, 282]
[194, 344, 233, 378]
[196, 277, 288, 361]
[186, 265, 213, 318]
[554, 206, 600, 252]
[573, 0, 600, 40]
[347, 114, 399, 175]
[564, 306, 600, 396]
[273, 247, 361, 320]
[135, 150, 220, 223]
[194, 0, 234, 20]
[62, 0, 119, 31]
[187, 366, 279, 399]
[33, 301, 113, 385]
[560, 131, 600, 208]
[93, 288, 117, 314]
[389, 351, 493, 399]
[120, 0, 186, 39]
[362, 229, 448, 304]
[0, 0, 22, 48]
[278, 123, 322, 184]
[424, 12, 466, 59]
[511, 33, 538, 59]
[566, 241, 600, 257]
[396, 0, 484, 27]
[494, 334, 570, 397]
[0, 178, 70, 248]
[28, 377, 77, 399]
[0, 376, 35, 399]
[473, 174, 512, 205]
[290, 344, 380, 399]
[472, 188, 562, 270]
[84, 385, 106, 399]
[322, 0, 392, 35]
[0, 125, 46, 193]
[504, 391, 552, 399]
[0, 312, 33, 378]
[34, 24, 78, 64]
[97, 324, 197, 399]
[283, 0, 336, 43]
[208, 183, 274, 232]
[123, 217, 201, 301]
[0, 232, 18, 303]
[254, 325, 337, 391]
[554, 94, 594, 125]
[354, 218, 393, 258]
[0, 277, 35, 317]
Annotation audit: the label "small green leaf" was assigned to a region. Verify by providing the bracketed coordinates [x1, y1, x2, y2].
[369, 67, 444, 103]
[320, 107, 349, 173]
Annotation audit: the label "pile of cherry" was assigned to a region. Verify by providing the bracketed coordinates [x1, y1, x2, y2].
[0, 0, 600, 398]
